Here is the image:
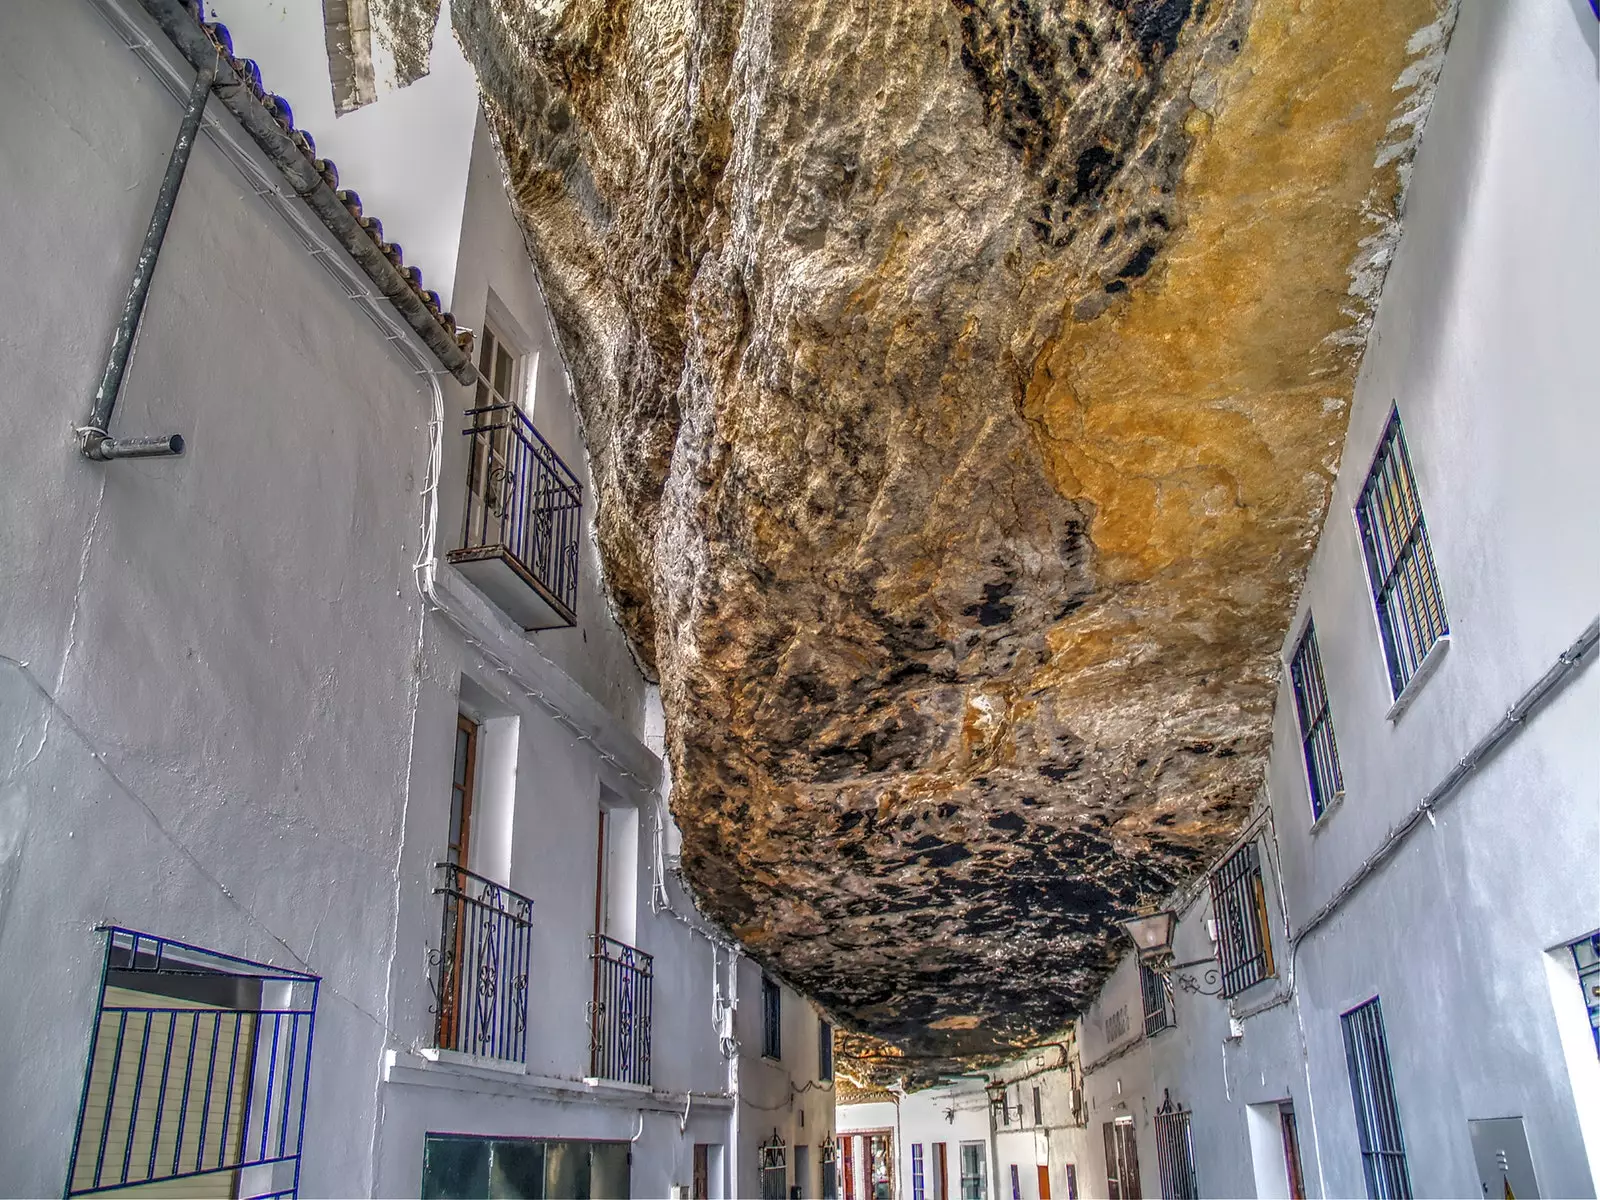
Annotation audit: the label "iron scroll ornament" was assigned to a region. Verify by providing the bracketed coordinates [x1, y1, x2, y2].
[1152, 955, 1223, 997]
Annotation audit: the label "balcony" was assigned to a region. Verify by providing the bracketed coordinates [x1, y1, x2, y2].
[589, 935, 653, 1086]
[447, 403, 581, 631]
[430, 864, 534, 1064]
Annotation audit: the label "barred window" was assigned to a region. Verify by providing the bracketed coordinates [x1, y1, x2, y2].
[1153, 1093, 1199, 1200]
[1342, 997, 1412, 1199]
[1140, 962, 1174, 1036]
[1210, 841, 1275, 997]
[912, 1143, 926, 1200]
[1356, 411, 1448, 697]
[761, 975, 782, 1060]
[1290, 619, 1344, 820]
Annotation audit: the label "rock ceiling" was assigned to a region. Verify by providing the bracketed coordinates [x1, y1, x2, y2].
[409, 0, 1453, 1081]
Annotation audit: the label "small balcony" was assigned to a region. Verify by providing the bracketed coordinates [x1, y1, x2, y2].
[589, 934, 653, 1086]
[430, 863, 534, 1064]
[447, 403, 581, 631]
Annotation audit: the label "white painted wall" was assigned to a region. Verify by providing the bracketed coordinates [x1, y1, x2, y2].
[0, 1, 432, 1192]
[736, 960, 839, 1199]
[202, 0, 479, 309]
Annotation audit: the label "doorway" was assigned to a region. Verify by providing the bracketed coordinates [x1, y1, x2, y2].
[1103, 1118, 1140, 1200]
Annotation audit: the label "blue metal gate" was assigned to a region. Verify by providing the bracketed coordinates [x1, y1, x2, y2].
[64, 927, 320, 1199]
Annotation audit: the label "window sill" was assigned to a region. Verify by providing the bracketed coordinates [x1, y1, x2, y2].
[1385, 634, 1450, 722]
[1309, 791, 1346, 833]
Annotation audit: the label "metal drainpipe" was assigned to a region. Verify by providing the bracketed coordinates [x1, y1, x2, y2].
[80, 59, 215, 461]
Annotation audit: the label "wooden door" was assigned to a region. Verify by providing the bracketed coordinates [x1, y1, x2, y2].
[693, 1143, 710, 1200]
[1104, 1121, 1141, 1200]
[932, 1144, 948, 1200]
[1280, 1105, 1306, 1200]
[439, 714, 478, 1049]
[1117, 1122, 1142, 1200]
[1037, 1166, 1051, 1200]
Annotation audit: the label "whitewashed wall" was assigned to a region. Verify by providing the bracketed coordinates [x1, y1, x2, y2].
[0, 1, 433, 1193]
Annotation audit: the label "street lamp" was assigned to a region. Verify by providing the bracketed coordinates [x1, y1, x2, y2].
[1119, 909, 1223, 995]
[1119, 911, 1177, 963]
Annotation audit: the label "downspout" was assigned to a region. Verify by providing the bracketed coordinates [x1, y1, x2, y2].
[79, 59, 215, 461]
[986, 1082, 1001, 1200]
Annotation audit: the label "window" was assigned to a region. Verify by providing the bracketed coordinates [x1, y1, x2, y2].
[1032, 1086, 1043, 1127]
[423, 1135, 630, 1199]
[448, 714, 478, 868]
[959, 1142, 987, 1200]
[1290, 619, 1344, 820]
[1154, 1092, 1199, 1200]
[1356, 410, 1448, 698]
[913, 1143, 927, 1200]
[65, 928, 320, 1200]
[820, 1017, 834, 1080]
[1141, 961, 1174, 1036]
[762, 975, 782, 1060]
[1210, 840, 1275, 996]
[1570, 933, 1600, 1058]
[1010, 1164, 1021, 1200]
[475, 320, 525, 413]
[1341, 997, 1412, 1199]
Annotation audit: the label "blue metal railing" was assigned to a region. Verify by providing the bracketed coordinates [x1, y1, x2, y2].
[456, 402, 582, 623]
[64, 927, 320, 1200]
[430, 864, 534, 1063]
[589, 935, 653, 1086]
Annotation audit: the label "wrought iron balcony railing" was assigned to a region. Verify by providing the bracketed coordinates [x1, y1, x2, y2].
[589, 934, 653, 1086]
[430, 864, 533, 1064]
[447, 403, 581, 630]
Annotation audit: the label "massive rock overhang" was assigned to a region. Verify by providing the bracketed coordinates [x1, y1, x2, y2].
[377, 0, 1458, 1083]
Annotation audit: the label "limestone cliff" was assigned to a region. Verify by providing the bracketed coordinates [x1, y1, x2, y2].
[439, 0, 1455, 1080]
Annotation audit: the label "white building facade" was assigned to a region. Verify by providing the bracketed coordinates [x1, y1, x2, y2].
[1067, 1, 1600, 1197]
[837, 1048, 1091, 1200]
[0, 1, 832, 1197]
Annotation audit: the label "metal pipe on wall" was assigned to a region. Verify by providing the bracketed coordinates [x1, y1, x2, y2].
[80, 59, 215, 462]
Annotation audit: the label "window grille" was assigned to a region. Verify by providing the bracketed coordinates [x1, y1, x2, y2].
[760, 1133, 789, 1200]
[1210, 840, 1275, 996]
[1153, 1092, 1199, 1200]
[761, 975, 782, 1060]
[1571, 933, 1600, 1058]
[820, 1017, 834, 1080]
[912, 1143, 927, 1200]
[1290, 619, 1344, 820]
[1103, 1005, 1130, 1043]
[1341, 997, 1412, 1199]
[1356, 411, 1448, 696]
[65, 927, 320, 1200]
[1141, 962, 1175, 1035]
